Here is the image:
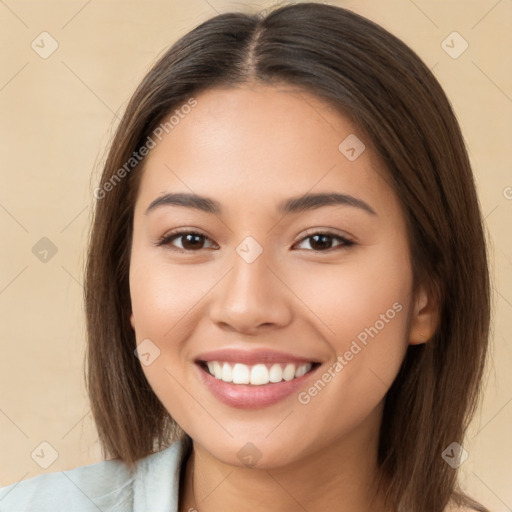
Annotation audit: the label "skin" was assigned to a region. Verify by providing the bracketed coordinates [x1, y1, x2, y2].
[129, 83, 439, 512]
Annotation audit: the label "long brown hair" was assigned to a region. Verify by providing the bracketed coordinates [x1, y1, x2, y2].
[84, 3, 491, 511]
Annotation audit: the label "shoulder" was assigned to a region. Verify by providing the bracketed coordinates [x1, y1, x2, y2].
[0, 436, 190, 512]
[0, 454, 133, 512]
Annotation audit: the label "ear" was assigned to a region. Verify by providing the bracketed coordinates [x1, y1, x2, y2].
[409, 283, 440, 345]
[130, 312, 135, 331]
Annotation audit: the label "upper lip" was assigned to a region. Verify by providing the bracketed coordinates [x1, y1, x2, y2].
[194, 348, 320, 365]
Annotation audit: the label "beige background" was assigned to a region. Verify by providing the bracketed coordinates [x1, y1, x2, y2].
[0, 0, 510, 509]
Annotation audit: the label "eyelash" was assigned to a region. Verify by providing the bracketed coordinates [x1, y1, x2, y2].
[155, 228, 356, 253]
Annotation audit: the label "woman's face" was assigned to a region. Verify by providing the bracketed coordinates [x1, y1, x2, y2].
[129, 84, 433, 468]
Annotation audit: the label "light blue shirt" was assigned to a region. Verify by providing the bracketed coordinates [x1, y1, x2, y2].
[0, 436, 191, 511]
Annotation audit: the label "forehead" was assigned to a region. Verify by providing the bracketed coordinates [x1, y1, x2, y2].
[135, 84, 397, 218]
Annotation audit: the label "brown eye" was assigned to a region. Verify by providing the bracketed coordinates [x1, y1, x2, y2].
[156, 231, 216, 251]
[295, 231, 355, 252]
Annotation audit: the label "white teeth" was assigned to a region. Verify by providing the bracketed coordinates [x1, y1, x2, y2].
[250, 364, 269, 385]
[283, 363, 296, 381]
[204, 361, 314, 385]
[295, 363, 311, 378]
[269, 363, 283, 383]
[232, 363, 250, 384]
[221, 362, 232, 382]
[213, 361, 223, 379]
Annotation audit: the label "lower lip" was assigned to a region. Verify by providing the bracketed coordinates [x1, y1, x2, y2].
[195, 363, 319, 409]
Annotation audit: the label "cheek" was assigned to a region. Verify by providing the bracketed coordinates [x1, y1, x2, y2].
[291, 245, 413, 405]
[129, 254, 212, 340]
[129, 254, 206, 422]
[291, 245, 412, 346]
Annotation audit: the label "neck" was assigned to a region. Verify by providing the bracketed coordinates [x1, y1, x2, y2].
[179, 409, 393, 512]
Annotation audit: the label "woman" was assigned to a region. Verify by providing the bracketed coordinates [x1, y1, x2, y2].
[0, 3, 491, 511]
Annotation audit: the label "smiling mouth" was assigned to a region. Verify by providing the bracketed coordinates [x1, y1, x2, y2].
[198, 361, 320, 386]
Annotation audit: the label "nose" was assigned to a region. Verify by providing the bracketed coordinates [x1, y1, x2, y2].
[208, 247, 294, 335]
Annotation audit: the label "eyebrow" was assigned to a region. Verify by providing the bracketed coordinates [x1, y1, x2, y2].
[144, 192, 377, 217]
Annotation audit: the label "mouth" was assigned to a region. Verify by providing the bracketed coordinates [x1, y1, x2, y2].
[194, 352, 322, 409]
[198, 360, 320, 385]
